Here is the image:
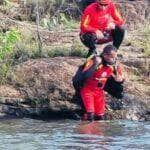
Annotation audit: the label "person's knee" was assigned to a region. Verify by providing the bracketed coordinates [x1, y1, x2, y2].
[115, 25, 125, 34]
[80, 32, 97, 51]
[80, 32, 96, 41]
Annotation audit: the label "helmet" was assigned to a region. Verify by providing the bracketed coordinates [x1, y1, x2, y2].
[99, 0, 111, 5]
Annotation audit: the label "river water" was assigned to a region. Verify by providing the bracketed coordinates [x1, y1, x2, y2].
[0, 118, 149, 150]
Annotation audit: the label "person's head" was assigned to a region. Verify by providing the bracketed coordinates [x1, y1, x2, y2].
[102, 44, 117, 65]
[97, 0, 111, 10]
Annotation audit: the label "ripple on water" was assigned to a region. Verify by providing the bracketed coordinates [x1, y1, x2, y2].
[0, 119, 150, 150]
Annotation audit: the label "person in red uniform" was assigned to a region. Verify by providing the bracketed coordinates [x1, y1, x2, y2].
[80, 44, 124, 121]
[80, 0, 125, 57]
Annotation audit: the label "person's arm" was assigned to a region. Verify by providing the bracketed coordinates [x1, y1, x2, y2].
[80, 9, 98, 33]
[110, 3, 124, 26]
[81, 12, 104, 39]
[112, 62, 125, 83]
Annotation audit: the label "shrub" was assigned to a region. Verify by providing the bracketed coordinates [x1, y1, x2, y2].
[132, 24, 150, 57]
[0, 28, 21, 60]
[48, 46, 86, 58]
[0, 28, 21, 84]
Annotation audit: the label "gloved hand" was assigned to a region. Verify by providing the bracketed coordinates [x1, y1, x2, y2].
[95, 30, 104, 39]
[112, 74, 124, 83]
[107, 22, 115, 30]
[112, 63, 125, 83]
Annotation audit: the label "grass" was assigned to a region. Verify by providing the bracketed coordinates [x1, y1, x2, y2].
[41, 14, 79, 31]
[48, 46, 87, 58]
[0, 61, 11, 84]
[14, 29, 87, 59]
[127, 24, 150, 57]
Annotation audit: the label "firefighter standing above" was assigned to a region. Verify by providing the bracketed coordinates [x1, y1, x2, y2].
[80, 0, 125, 57]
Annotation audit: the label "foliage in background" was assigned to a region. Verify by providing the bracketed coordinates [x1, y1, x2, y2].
[0, 0, 14, 14]
[0, 28, 21, 84]
[48, 46, 86, 58]
[131, 24, 150, 57]
[10, 0, 81, 30]
[0, 28, 21, 60]
[41, 13, 78, 30]
[138, 25, 150, 57]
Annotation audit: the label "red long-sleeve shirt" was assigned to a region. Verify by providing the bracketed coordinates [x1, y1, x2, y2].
[80, 2, 124, 34]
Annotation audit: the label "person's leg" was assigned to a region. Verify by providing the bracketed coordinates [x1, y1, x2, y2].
[80, 87, 95, 121]
[80, 33, 97, 57]
[94, 91, 106, 120]
[112, 25, 125, 49]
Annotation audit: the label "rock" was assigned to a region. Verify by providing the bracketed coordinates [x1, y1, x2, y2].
[0, 57, 149, 120]
[0, 85, 23, 98]
[0, 57, 84, 118]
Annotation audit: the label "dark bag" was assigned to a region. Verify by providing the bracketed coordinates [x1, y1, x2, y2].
[72, 56, 98, 91]
[72, 65, 85, 91]
[104, 76, 124, 99]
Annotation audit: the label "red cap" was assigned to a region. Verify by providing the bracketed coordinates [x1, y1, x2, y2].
[99, 0, 111, 5]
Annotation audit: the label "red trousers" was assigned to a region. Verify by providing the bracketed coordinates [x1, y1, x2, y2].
[80, 87, 105, 115]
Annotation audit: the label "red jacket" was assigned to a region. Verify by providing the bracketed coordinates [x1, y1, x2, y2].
[80, 2, 124, 34]
[84, 64, 113, 91]
[83, 62, 123, 91]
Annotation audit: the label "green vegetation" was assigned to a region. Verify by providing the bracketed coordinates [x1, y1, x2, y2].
[128, 24, 150, 57]
[0, 28, 21, 84]
[41, 14, 79, 30]
[0, 0, 13, 14]
[48, 46, 86, 58]
[0, 28, 21, 60]
[0, 61, 11, 84]
[138, 25, 150, 56]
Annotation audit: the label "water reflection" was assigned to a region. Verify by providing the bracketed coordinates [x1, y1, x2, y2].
[74, 121, 113, 150]
[76, 121, 106, 135]
[76, 120, 126, 137]
[0, 119, 149, 150]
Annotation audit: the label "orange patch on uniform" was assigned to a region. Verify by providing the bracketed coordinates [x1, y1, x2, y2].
[83, 15, 90, 28]
[83, 59, 94, 72]
[115, 9, 122, 20]
[97, 64, 103, 70]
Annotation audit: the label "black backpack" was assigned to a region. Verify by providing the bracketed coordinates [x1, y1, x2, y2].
[72, 56, 98, 91]
[72, 64, 85, 91]
[72, 64, 97, 91]
[104, 74, 124, 99]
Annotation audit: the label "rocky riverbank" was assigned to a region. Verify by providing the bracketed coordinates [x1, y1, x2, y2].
[0, 0, 149, 121]
[0, 57, 149, 121]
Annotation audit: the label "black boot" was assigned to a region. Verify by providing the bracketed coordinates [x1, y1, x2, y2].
[82, 112, 94, 121]
[87, 112, 94, 122]
[94, 115, 105, 121]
